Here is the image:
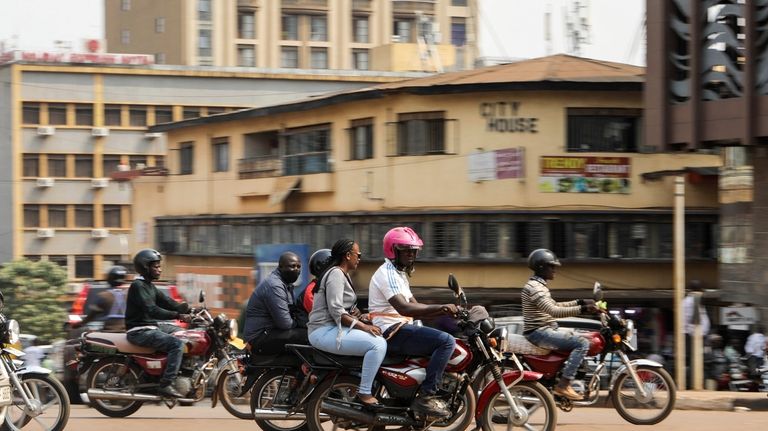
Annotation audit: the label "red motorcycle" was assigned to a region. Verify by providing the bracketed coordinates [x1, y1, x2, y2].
[507, 282, 676, 425]
[74, 292, 240, 417]
[301, 274, 557, 431]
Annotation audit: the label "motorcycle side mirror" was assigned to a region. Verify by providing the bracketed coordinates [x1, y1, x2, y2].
[593, 282, 603, 301]
[448, 274, 467, 305]
[198, 290, 206, 304]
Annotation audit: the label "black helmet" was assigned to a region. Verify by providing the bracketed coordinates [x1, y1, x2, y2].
[527, 249, 561, 272]
[133, 249, 162, 277]
[107, 265, 128, 287]
[309, 248, 332, 278]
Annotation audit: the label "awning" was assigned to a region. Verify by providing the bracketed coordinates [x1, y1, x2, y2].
[268, 176, 301, 206]
[641, 166, 720, 181]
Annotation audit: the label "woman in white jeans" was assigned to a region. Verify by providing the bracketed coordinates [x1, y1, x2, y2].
[307, 239, 386, 407]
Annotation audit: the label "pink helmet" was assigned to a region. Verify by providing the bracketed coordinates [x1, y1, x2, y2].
[383, 227, 424, 259]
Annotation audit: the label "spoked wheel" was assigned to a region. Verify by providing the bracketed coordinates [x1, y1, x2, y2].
[3, 374, 70, 431]
[250, 369, 307, 431]
[431, 385, 476, 431]
[217, 368, 253, 419]
[86, 359, 144, 418]
[305, 374, 374, 431]
[611, 365, 676, 425]
[480, 381, 557, 431]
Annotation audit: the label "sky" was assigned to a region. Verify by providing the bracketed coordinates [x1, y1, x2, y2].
[0, 0, 646, 66]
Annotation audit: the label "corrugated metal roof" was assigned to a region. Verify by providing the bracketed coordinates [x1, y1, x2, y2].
[150, 54, 645, 132]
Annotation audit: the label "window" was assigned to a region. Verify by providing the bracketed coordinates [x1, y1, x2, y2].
[154, 106, 173, 124]
[238, 12, 255, 38]
[129, 105, 147, 126]
[103, 205, 122, 228]
[75, 205, 93, 228]
[198, 0, 211, 21]
[281, 46, 299, 68]
[282, 14, 298, 40]
[48, 103, 67, 125]
[75, 155, 93, 177]
[155, 17, 165, 33]
[24, 205, 40, 228]
[212, 137, 229, 172]
[121, 29, 131, 45]
[121, 0, 131, 11]
[451, 0, 467, 5]
[75, 104, 93, 126]
[238, 45, 255, 67]
[180, 142, 194, 175]
[310, 48, 328, 69]
[310, 15, 328, 41]
[396, 111, 446, 156]
[47, 154, 67, 177]
[104, 104, 122, 126]
[183, 106, 201, 120]
[353, 16, 369, 43]
[47, 205, 67, 228]
[451, 17, 466, 46]
[567, 108, 641, 152]
[23, 102, 40, 124]
[155, 52, 166, 64]
[352, 49, 369, 70]
[129, 155, 147, 169]
[471, 222, 500, 258]
[571, 223, 605, 258]
[283, 124, 331, 175]
[155, 155, 166, 168]
[23, 154, 39, 177]
[349, 118, 373, 160]
[102, 155, 122, 177]
[198, 29, 212, 57]
[394, 19, 412, 42]
[432, 222, 461, 258]
[75, 256, 94, 279]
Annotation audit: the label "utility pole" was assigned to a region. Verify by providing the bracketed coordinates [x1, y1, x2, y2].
[674, 176, 686, 390]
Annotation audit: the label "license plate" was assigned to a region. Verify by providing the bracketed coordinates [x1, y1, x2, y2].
[0, 386, 11, 406]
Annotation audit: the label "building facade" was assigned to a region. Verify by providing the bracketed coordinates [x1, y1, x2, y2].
[105, 0, 477, 72]
[0, 52, 409, 282]
[135, 54, 721, 352]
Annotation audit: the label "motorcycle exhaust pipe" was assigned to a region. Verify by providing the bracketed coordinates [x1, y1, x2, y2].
[320, 400, 415, 427]
[252, 408, 306, 420]
[87, 388, 195, 404]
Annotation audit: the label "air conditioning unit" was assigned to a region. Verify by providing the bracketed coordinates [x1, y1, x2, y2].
[36, 228, 55, 238]
[36, 126, 56, 136]
[144, 132, 162, 139]
[91, 127, 110, 137]
[90, 229, 109, 239]
[91, 178, 109, 188]
[36, 177, 55, 188]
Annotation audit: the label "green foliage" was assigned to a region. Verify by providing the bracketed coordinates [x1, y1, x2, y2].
[0, 259, 69, 343]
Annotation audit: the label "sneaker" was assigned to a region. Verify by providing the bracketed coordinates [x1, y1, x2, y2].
[411, 393, 450, 418]
[553, 384, 582, 401]
[159, 384, 184, 398]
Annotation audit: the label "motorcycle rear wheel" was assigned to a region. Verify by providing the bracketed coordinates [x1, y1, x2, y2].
[611, 364, 676, 425]
[250, 369, 307, 431]
[2, 373, 70, 431]
[305, 374, 365, 431]
[479, 381, 556, 431]
[87, 359, 144, 418]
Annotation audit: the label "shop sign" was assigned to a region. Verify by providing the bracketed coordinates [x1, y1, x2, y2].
[538, 156, 631, 193]
[467, 148, 525, 182]
[479, 102, 538, 133]
[720, 306, 757, 326]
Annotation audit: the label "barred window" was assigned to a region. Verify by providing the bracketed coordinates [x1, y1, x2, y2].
[396, 111, 446, 156]
[567, 108, 641, 152]
[349, 118, 373, 160]
[432, 222, 461, 258]
[283, 124, 331, 175]
[212, 137, 229, 172]
[180, 142, 194, 175]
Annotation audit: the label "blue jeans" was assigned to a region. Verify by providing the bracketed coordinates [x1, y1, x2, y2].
[126, 324, 183, 385]
[309, 325, 387, 396]
[527, 326, 589, 380]
[387, 325, 456, 395]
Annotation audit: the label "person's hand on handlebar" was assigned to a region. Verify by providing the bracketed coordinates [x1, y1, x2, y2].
[577, 299, 599, 314]
[440, 304, 459, 317]
[178, 313, 193, 323]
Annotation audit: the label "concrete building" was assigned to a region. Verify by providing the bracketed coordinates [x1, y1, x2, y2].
[0, 49, 412, 282]
[105, 0, 477, 72]
[135, 54, 720, 348]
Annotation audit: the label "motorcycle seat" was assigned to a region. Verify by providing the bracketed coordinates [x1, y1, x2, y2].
[311, 351, 409, 368]
[248, 352, 302, 368]
[84, 331, 156, 354]
[505, 334, 551, 355]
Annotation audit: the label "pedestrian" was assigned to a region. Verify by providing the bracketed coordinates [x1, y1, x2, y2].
[683, 279, 710, 389]
[744, 324, 766, 379]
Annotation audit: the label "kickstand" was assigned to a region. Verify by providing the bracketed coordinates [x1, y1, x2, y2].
[164, 398, 178, 409]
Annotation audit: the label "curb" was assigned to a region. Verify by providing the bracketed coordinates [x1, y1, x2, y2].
[597, 393, 768, 412]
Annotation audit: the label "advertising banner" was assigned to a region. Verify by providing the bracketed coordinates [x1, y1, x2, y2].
[538, 156, 631, 193]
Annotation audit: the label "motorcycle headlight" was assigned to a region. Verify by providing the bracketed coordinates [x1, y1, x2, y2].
[624, 319, 634, 344]
[228, 319, 238, 341]
[5, 319, 19, 345]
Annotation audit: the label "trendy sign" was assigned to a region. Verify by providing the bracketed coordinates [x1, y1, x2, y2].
[539, 156, 631, 193]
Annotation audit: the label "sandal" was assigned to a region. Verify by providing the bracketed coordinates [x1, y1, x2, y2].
[355, 394, 383, 409]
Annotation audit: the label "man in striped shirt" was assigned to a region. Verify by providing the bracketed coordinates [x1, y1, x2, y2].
[522, 249, 598, 401]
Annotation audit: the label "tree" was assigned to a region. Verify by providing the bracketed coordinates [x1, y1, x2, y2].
[0, 259, 69, 343]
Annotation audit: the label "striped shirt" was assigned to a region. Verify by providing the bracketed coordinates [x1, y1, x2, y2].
[368, 259, 412, 333]
[521, 276, 581, 335]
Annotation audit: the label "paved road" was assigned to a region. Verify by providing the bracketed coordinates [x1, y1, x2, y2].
[66, 402, 768, 431]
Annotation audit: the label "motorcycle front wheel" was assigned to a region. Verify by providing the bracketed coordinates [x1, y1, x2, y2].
[87, 358, 144, 418]
[250, 369, 307, 431]
[611, 364, 676, 425]
[2, 373, 70, 431]
[479, 381, 556, 431]
[217, 367, 254, 420]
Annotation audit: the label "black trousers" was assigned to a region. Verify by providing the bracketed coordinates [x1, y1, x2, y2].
[249, 328, 308, 355]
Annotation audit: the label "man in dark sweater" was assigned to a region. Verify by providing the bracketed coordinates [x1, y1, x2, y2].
[243, 252, 306, 354]
[125, 249, 192, 398]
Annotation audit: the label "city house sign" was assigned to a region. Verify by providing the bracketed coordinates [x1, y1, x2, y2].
[479, 101, 538, 133]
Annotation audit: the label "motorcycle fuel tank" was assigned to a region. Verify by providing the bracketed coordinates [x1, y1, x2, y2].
[446, 339, 472, 372]
[173, 329, 211, 356]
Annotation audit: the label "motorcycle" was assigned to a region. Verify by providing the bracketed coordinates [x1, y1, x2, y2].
[0, 292, 69, 431]
[508, 282, 676, 425]
[303, 274, 557, 431]
[77, 291, 240, 417]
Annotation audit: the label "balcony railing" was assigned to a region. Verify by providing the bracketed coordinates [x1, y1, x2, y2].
[238, 155, 282, 179]
[392, 0, 436, 14]
[238, 151, 332, 178]
[282, 0, 328, 9]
